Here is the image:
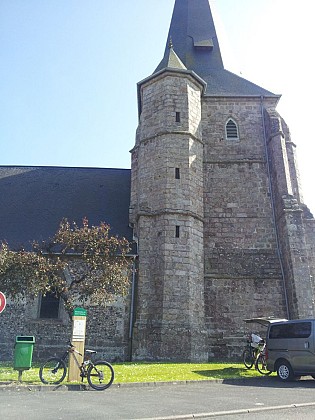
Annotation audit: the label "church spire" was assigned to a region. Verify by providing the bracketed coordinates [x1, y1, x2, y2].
[154, 0, 223, 76]
[154, 0, 278, 98]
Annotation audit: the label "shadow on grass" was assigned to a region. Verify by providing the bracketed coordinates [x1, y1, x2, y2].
[193, 367, 251, 379]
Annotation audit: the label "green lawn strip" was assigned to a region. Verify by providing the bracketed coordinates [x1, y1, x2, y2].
[113, 362, 270, 383]
[0, 364, 41, 383]
[0, 361, 272, 385]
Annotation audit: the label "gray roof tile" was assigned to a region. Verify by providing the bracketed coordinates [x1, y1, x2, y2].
[0, 166, 133, 250]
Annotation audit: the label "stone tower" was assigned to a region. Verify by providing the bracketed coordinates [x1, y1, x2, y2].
[130, 0, 315, 360]
[130, 42, 207, 360]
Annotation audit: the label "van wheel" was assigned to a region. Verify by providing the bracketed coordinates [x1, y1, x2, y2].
[276, 361, 294, 381]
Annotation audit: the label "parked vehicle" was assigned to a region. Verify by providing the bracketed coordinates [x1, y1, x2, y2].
[243, 317, 287, 377]
[265, 318, 315, 381]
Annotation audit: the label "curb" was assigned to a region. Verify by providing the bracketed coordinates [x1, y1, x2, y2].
[0, 376, 274, 392]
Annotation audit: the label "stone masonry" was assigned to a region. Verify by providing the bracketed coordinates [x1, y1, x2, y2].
[130, 70, 207, 361]
[0, 294, 131, 362]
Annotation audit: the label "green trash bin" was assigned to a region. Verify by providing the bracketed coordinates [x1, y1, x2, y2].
[14, 336, 35, 370]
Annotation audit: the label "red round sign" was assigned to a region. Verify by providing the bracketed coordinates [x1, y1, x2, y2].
[0, 292, 6, 313]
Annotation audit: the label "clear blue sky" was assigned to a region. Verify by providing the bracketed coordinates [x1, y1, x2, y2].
[1, 0, 314, 210]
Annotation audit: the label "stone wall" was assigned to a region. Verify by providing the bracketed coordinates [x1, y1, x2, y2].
[0, 295, 131, 362]
[205, 276, 286, 359]
[202, 97, 288, 359]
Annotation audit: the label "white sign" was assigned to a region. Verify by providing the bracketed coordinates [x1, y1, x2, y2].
[72, 319, 86, 341]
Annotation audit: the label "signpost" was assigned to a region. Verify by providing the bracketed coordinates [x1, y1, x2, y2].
[68, 307, 87, 382]
[0, 292, 6, 314]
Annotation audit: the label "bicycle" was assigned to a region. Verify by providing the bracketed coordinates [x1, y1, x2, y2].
[242, 333, 260, 369]
[254, 341, 272, 375]
[39, 341, 114, 390]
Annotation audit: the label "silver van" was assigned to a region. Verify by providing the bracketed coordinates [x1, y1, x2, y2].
[265, 319, 315, 381]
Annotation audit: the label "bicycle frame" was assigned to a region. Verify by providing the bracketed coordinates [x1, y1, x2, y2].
[66, 344, 93, 380]
[255, 341, 272, 375]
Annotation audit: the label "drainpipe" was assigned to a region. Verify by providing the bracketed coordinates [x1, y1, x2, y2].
[128, 255, 137, 361]
[260, 96, 290, 319]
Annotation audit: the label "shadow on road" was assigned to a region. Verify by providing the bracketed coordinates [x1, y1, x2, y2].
[193, 367, 315, 389]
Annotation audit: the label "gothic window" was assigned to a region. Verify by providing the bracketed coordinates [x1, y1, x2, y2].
[175, 225, 180, 238]
[39, 291, 60, 319]
[176, 112, 181, 123]
[225, 118, 239, 140]
[175, 168, 180, 179]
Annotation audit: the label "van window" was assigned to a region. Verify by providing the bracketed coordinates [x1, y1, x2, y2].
[269, 322, 311, 339]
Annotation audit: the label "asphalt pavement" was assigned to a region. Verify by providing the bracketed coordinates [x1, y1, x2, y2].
[1, 377, 315, 419]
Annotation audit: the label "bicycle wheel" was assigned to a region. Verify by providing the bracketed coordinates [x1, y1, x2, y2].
[39, 357, 67, 385]
[242, 348, 254, 369]
[87, 361, 114, 390]
[255, 354, 272, 375]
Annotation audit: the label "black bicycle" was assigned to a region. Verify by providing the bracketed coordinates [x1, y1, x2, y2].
[242, 333, 259, 369]
[39, 341, 114, 390]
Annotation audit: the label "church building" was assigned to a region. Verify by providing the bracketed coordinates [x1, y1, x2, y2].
[1, 0, 315, 362]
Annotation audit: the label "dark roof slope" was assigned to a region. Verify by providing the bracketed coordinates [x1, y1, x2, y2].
[155, 0, 223, 74]
[0, 166, 132, 250]
[154, 0, 278, 98]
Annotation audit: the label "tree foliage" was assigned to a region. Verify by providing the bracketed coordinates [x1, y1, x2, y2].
[0, 218, 131, 316]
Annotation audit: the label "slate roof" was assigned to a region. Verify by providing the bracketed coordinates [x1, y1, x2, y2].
[161, 43, 187, 71]
[0, 166, 133, 251]
[154, 0, 279, 98]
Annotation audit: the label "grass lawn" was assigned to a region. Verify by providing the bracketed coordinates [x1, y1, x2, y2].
[0, 361, 273, 385]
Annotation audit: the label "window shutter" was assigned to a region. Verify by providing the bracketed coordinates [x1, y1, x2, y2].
[226, 119, 239, 140]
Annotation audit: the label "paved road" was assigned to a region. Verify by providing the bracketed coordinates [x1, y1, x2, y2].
[1, 377, 315, 419]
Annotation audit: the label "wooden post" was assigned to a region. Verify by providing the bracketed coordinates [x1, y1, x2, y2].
[68, 307, 87, 382]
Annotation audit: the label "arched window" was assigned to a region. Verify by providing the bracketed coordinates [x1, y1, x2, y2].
[225, 118, 239, 140]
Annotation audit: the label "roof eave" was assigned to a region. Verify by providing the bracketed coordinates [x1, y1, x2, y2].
[204, 93, 281, 104]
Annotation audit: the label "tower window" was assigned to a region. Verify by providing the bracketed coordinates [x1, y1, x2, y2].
[225, 118, 239, 140]
[176, 112, 181, 123]
[175, 168, 180, 179]
[175, 225, 180, 238]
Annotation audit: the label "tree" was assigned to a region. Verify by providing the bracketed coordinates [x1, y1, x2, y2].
[0, 218, 131, 317]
